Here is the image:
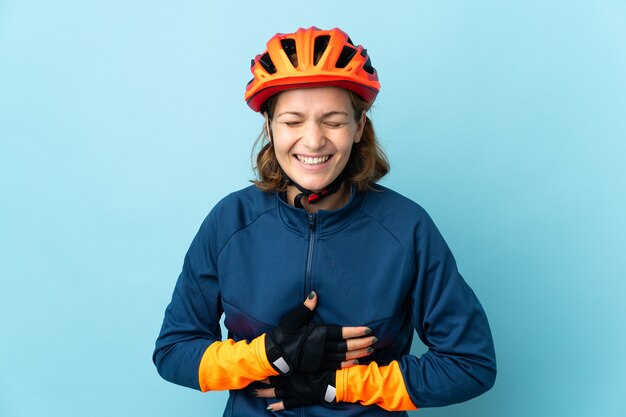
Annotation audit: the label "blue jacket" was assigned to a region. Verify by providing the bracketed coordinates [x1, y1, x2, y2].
[154, 184, 496, 416]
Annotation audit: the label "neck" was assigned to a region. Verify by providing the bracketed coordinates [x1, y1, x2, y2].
[286, 183, 351, 213]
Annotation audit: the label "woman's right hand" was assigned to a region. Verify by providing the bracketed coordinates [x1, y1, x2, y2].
[265, 291, 376, 375]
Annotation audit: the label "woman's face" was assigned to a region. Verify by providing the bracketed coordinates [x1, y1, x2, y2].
[269, 87, 365, 193]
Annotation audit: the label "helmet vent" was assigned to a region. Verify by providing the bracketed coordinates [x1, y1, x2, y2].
[280, 38, 298, 67]
[363, 57, 375, 74]
[361, 49, 375, 74]
[335, 46, 357, 69]
[313, 35, 330, 65]
[259, 52, 277, 74]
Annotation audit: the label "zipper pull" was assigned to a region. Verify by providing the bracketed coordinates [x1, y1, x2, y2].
[308, 213, 316, 231]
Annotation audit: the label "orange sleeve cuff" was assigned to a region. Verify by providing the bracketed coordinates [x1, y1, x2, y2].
[336, 361, 418, 411]
[198, 334, 279, 392]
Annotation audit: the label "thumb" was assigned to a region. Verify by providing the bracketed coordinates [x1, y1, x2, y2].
[304, 291, 317, 311]
[278, 291, 317, 329]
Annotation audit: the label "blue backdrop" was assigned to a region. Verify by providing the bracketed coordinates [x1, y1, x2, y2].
[1, 1, 625, 416]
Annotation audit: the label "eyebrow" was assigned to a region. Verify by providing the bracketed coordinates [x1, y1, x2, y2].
[276, 111, 350, 118]
[276, 111, 305, 117]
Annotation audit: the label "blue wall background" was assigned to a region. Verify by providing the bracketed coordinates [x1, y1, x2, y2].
[1, 1, 625, 416]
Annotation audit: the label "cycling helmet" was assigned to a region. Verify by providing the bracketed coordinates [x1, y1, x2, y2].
[245, 26, 380, 112]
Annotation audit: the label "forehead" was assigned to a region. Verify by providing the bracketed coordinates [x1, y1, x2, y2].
[274, 87, 354, 116]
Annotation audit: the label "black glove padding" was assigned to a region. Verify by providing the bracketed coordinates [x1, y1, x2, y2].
[265, 303, 347, 375]
[270, 371, 337, 410]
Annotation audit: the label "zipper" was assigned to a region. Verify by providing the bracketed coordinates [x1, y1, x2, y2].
[304, 213, 317, 297]
[303, 213, 316, 417]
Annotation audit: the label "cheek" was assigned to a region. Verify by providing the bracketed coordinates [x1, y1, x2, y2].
[271, 131, 292, 156]
[335, 130, 360, 153]
[273, 144, 291, 166]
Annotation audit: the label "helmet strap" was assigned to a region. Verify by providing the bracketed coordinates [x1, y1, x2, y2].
[287, 172, 346, 209]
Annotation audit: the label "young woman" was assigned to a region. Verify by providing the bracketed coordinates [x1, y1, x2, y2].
[154, 27, 496, 416]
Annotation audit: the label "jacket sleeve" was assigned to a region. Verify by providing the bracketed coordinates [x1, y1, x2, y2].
[336, 361, 418, 411]
[152, 212, 278, 392]
[336, 207, 496, 409]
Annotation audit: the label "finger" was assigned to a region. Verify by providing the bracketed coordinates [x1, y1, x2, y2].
[277, 292, 317, 329]
[325, 325, 343, 340]
[282, 397, 308, 410]
[341, 326, 372, 339]
[303, 290, 317, 311]
[274, 387, 287, 399]
[259, 378, 270, 384]
[346, 336, 378, 351]
[323, 358, 359, 370]
[326, 351, 346, 362]
[340, 359, 360, 369]
[321, 360, 343, 370]
[253, 388, 276, 398]
[266, 401, 286, 412]
[321, 358, 359, 370]
[268, 376, 288, 388]
[278, 303, 313, 329]
[344, 346, 374, 361]
[325, 340, 348, 353]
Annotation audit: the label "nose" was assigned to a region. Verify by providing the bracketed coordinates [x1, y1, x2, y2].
[300, 121, 325, 150]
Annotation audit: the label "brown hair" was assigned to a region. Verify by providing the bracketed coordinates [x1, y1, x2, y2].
[251, 91, 389, 193]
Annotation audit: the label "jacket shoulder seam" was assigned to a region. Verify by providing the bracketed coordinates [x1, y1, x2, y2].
[215, 206, 275, 261]
[361, 213, 417, 278]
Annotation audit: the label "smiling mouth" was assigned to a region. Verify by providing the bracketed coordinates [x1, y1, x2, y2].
[295, 155, 332, 165]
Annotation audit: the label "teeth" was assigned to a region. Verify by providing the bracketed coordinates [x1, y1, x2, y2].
[296, 155, 330, 165]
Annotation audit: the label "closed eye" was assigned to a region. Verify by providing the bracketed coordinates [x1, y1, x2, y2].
[283, 121, 302, 127]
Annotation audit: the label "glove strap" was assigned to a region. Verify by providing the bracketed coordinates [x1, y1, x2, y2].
[324, 384, 337, 403]
[265, 335, 292, 375]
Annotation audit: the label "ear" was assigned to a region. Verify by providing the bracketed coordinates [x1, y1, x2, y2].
[354, 111, 366, 144]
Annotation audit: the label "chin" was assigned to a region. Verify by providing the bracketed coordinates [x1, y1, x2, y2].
[300, 184, 326, 192]
[297, 176, 335, 191]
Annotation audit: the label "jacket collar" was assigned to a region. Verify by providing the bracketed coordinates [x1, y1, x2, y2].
[276, 184, 365, 236]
